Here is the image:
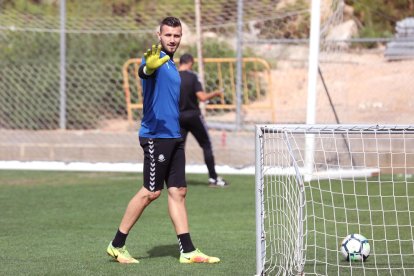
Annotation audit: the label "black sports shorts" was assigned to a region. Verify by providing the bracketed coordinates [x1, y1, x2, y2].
[139, 137, 186, 191]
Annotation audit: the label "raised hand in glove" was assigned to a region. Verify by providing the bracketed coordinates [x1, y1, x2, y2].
[143, 44, 170, 75]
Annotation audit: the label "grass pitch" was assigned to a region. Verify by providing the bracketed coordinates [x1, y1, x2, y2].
[0, 171, 255, 275]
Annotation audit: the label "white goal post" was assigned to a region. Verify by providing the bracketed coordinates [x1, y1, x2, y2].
[255, 124, 414, 275]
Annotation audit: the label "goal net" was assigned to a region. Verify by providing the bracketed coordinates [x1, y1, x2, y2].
[255, 124, 414, 275]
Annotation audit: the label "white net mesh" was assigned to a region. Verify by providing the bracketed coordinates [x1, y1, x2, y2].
[257, 124, 414, 275]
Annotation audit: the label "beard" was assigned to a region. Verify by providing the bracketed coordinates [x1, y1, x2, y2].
[160, 40, 179, 57]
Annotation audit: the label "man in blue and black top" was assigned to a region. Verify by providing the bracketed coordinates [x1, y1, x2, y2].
[106, 17, 220, 264]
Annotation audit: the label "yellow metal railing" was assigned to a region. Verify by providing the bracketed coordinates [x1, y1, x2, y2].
[122, 57, 274, 124]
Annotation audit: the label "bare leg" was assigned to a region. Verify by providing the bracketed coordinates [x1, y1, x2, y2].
[119, 186, 161, 233]
[167, 187, 189, 234]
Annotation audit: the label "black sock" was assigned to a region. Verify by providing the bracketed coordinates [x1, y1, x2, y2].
[177, 233, 196, 253]
[112, 229, 128, 248]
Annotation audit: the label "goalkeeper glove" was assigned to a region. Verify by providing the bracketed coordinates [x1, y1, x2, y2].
[143, 44, 170, 75]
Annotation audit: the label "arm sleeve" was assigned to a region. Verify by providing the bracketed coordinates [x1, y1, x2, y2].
[194, 75, 203, 92]
[138, 63, 154, 79]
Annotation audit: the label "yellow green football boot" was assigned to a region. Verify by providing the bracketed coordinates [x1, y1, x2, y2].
[107, 242, 139, 264]
[179, 248, 220, 264]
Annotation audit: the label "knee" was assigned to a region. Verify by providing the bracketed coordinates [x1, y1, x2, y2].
[177, 187, 187, 198]
[144, 190, 161, 205]
[201, 141, 212, 150]
[202, 145, 213, 155]
[149, 190, 161, 201]
[169, 187, 187, 200]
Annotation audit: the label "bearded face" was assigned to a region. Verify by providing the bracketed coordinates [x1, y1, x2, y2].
[158, 25, 182, 56]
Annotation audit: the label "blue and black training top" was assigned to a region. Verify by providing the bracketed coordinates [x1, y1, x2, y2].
[138, 51, 181, 138]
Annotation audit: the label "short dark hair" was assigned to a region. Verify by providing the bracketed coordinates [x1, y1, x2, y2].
[179, 53, 194, 65]
[160, 17, 181, 32]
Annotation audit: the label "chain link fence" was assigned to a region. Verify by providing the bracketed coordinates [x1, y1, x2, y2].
[0, 0, 413, 170]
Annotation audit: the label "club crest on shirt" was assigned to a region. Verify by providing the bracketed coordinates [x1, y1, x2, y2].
[158, 154, 166, 162]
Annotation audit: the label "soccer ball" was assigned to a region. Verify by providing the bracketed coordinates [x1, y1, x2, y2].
[340, 233, 370, 261]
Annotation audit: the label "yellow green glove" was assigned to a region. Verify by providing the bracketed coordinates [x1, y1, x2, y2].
[144, 44, 170, 75]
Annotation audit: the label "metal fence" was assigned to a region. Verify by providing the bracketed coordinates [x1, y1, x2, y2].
[0, 0, 413, 170]
[122, 57, 275, 124]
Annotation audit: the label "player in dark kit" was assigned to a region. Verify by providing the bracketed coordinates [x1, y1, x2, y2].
[106, 17, 220, 264]
[179, 53, 228, 187]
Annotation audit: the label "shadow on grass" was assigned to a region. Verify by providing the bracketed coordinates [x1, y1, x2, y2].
[137, 244, 178, 260]
[187, 179, 209, 187]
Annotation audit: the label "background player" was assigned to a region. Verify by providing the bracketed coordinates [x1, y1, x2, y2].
[179, 53, 228, 187]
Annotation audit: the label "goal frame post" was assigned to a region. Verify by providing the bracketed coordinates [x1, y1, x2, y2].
[255, 125, 265, 275]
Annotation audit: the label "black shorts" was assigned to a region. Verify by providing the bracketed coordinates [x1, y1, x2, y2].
[139, 137, 186, 191]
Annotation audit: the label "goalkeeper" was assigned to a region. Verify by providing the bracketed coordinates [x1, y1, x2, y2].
[106, 17, 220, 265]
